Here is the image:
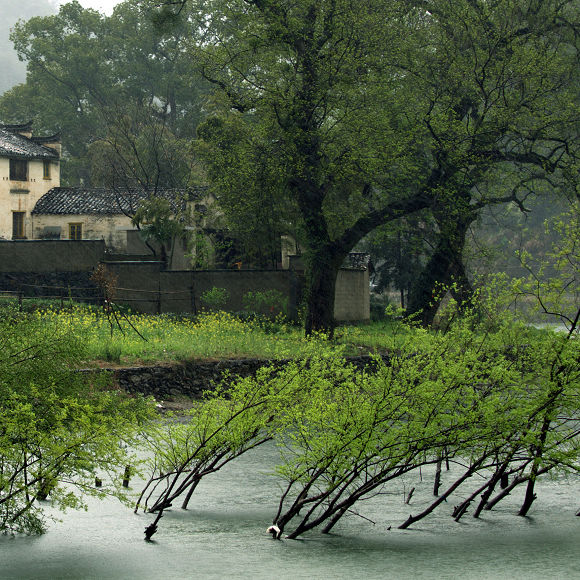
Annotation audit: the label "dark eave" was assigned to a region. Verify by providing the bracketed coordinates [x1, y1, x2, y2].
[0, 125, 60, 160]
[32, 186, 207, 216]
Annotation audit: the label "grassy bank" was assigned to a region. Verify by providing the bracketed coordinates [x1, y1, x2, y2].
[17, 304, 403, 365]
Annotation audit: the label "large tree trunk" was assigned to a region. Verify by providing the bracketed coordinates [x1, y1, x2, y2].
[303, 246, 343, 336]
[407, 205, 474, 326]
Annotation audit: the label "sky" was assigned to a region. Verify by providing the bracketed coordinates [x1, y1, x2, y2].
[52, 0, 121, 15]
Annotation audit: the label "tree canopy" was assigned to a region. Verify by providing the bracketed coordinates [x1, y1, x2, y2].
[190, 0, 580, 331]
[3, 0, 579, 330]
[0, 0, 210, 186]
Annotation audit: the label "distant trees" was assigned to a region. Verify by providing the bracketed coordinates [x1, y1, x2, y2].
[0, 0, 211, 263]
[0, 0, 210, 186]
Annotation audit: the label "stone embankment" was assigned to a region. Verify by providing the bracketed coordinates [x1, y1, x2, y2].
[108, 355, 390, 401]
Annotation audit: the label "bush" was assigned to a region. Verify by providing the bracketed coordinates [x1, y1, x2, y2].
[200, 287, 230, 311]
[369, 292, 391, 321]
[243, 289, 288, 317]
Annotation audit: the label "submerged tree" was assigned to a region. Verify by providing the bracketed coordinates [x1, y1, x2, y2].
[138, 264, 578, 539]
[136, 360, 312, 540]
[0, 308, 153, 534]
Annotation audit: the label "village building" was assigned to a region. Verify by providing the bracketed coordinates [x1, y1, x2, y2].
[31, 186, 206, 269]
[0, 122, 61, 240]
[0, 122, 370, 320]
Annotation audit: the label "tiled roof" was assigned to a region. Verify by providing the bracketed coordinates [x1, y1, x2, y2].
[32, 186, 207, 216]
[0, 123, 59, 160]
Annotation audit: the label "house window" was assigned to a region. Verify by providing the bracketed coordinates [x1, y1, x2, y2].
[12, 212, 25, 239]
[69, 223, 82, 240]
[43, 160, 51, 179]
[10, 159, 28, 181]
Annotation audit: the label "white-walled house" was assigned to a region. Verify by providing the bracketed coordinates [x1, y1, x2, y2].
[0, 122, 60, 239]
[31, 186, 207, 269]
[31, 186, 149, 248]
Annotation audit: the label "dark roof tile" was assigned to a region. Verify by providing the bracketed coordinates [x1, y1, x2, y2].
[0, 125, 59, 160]
[342, 252, 371, 270]
[32, 186, 207, 216]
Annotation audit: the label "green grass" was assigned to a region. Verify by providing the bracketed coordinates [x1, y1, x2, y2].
[2, 300, 565, 367]
[6, 302, 406, 366]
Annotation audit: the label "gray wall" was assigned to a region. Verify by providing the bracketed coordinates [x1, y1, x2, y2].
[0, 240, 106, 272]
[103, 262, 369, 322]
[335, 268, 370, 321]
[0, 241, 369, 322]
[103, 262, 301, 318]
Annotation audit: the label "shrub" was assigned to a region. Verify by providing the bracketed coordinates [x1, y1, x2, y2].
[243, 289, 288, 317]
[200, 287, 230, 311]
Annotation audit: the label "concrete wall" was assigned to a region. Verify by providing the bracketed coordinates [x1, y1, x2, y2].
[335, 268, 370, 321]
[0, 157, 60, 240]
[0, 239, 106, 272]
[103, 262, 301, 318]
[0, 241, 370, 322]
[102, 262, 369, 322]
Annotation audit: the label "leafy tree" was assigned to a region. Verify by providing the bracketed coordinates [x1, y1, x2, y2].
[131, 195, 191, 265]
[359, 214, 434, 308]
[136, 361, 301, 540]
[400, 0, 580, 324]
[0, 308, 153, 534]
[0, 0, 210, 185]
[137, 209, 579, 538]
[190, 0, 433, 335]
[183, 0, 580, 333]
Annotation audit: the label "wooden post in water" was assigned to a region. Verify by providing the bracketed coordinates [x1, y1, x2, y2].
[433, 459, 442, 496]
[123, 465, 131, 488]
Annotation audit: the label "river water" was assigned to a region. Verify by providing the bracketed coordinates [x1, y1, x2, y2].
[2, 444, 579, 580]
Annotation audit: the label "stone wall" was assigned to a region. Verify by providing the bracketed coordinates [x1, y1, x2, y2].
[103, 262, 301, 318]
[0, 241, 370, 322]
[335, 268, 370, 321]
[111, 355, 389, 401]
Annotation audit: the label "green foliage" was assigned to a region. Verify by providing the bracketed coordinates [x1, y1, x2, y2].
[99, 340, 123, 364]
[132, 196, 189, 256]
[514, 203, 580, 328]
[369, 292, 391, 321]
[199, 287, 230, 312]
[0, 310, 154, 534]
[0, 0, 210, 185]
[139, 261, 579, 538]
[193, 0, 580, 332]
[242, 290, 288, 318]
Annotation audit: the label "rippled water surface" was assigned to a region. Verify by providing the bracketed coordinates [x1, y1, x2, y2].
[2, 444, 579, 580]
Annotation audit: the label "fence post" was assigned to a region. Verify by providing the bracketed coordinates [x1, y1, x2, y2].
[157, 280, 162, 314]
[18, 285, 23, 312]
